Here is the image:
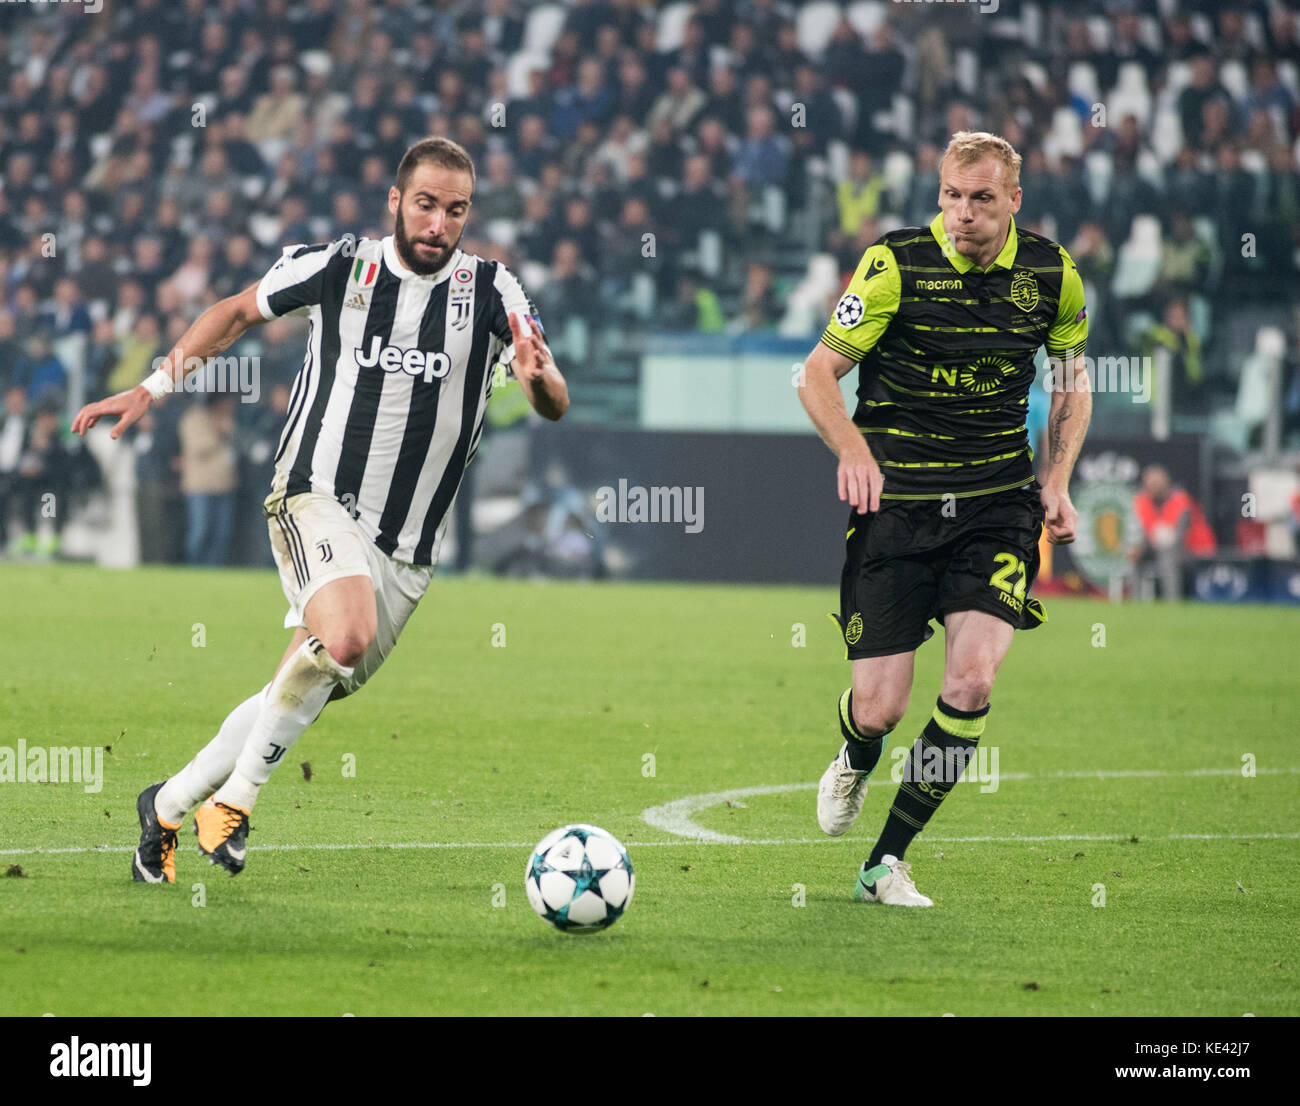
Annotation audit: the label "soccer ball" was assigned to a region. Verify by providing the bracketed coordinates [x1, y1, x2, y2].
[525, 824, 634, 933]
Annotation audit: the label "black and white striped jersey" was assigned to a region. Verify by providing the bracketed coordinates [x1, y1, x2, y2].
[255, 234, 541, 566]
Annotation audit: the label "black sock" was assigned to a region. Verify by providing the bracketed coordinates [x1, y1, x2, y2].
[838, 689, 888, 772]
[867, 696, 989, 868]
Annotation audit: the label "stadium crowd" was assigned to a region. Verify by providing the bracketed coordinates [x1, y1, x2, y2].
[0, 0, 1298, 564]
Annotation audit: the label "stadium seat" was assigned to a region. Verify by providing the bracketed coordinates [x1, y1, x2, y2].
[484, 220, 518, 249]
[1149, 107, 1184, 164]
[1068, 61, 1100, 107]
[830, 87, 858, 136]
[882, 150, 913, 200]
[1164, 60, 1192, 97]
[1212, 327, 1286, 451]
[518, 260, 548, 296]
[522, 4, 566, 55]
[844, 0, 886, 39]
[505, 52, 550, 99]
[1043, 106, 1084, 160]
[889, 93, 913, 145]
[696, 230, 723, 281]
[825, 139, 851, 186]
[654, 1, 694, 53]
[1020, 61, 1050, 94]
[778, 252, 840, 337]
[795, 2, 842, 59]
[954, 48, 978, 97]
[1277, 61, 1299, 98]
[1111, 214, 1162, 299]
[1220, 60, 1250, 103]
[1108, 62, 1153, 129]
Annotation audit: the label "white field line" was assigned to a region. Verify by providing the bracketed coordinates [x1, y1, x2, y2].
[2, 833, 1300, 857]
[639, 768, 1300, 844]
[3, 767, 1295, 856]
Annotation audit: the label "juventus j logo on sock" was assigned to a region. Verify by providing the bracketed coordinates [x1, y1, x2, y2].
[263, 743, 287, 765]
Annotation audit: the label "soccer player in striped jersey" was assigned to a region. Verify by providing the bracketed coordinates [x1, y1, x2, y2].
[72, 137, 569, 881]
[799, 131, 1092, 906]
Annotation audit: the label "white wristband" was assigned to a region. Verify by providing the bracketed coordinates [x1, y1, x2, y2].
[141, 367, 176, 400]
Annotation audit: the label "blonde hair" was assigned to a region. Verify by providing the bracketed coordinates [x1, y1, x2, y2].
[940, 131, 1022, 193]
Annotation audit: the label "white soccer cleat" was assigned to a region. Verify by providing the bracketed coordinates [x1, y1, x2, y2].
[854, 855, 933, 907]
[817, 743, 870, 836]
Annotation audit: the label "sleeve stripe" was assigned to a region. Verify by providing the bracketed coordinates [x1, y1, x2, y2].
[820, 331, 865, 360]
[259, 240, 348, 320]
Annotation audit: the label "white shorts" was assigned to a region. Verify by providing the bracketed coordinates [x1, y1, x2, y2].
[266, 491, 435, 695]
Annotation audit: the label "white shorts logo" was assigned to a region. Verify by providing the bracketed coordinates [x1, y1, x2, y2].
[835, 293, 865, 329]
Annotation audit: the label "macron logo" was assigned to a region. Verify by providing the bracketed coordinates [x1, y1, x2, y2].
[50, 1037, 151, 1087]
[355, 335, 451, 382]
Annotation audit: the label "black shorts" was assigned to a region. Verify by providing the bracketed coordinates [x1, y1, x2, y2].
[839, 482, 1048, 659]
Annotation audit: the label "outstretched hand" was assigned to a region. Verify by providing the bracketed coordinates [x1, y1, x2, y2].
[506, 311, 554, 384]
[71, 386, 152, 440]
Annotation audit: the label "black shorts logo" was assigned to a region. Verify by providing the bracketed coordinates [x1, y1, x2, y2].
[845, 612, 864, 645]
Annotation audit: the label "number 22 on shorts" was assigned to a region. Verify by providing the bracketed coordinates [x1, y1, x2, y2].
[989, 552, 1027, 603]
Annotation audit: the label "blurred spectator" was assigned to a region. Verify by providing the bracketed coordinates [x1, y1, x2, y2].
[1155, 213, 1211, 303]
[14, 332, 66, 409]
[1143, 298, 1207, 419]
[0, 386, 26, 551]
[1178, 54, 1231, 149]
[133, 405, 183, 565]
[474, 152, 527, 224]
[648, 68, 707, 136]
[837, 151, 887, 239]
[1130, 464, 1217, 600]
[106, 313, 163, 396]
[731, 261, 777, 334]
[233, 382, 290, 567]
[247, 65, 304, 144]
[732, 106, 788, 190]
[13, 400, 67, 558]
[179, 394, 238, 568]
[541, 239, 600, 330]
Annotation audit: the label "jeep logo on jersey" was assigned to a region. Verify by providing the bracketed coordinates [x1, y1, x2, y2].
[355, 335, 451, 381]
[1010, 270, 1039, 312]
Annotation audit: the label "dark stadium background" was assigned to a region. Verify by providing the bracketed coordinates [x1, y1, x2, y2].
[0, 0, 1297, 598]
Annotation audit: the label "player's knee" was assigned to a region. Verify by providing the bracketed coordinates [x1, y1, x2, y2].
[852, 694, 908, 737]
[942, 669, 996, 711]
[324, 629, 373, 669]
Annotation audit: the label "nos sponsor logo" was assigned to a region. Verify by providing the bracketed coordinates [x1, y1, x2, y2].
[356, 335, 451, 382]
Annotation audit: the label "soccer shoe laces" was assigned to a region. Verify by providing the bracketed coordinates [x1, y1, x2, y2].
[830, 757, 866, 798]
[889, 859, 918, 889]
[213, 802, 249, 837]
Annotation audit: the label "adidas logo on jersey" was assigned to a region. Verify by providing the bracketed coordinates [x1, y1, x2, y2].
[356, 335, 451, 382]
[344, 292, 368, 310]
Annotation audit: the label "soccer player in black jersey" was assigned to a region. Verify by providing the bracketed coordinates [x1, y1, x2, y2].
[799, 132, 1092, 906]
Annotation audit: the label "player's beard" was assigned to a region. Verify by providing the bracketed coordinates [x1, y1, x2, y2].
[393, 206, 464, 275]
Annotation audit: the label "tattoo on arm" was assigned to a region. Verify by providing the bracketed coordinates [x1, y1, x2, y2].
[1049, 407, 1071, 465]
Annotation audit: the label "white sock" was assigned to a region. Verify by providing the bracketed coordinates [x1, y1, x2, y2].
[212, 636, 353, 812]
[155, 684, 271, 825]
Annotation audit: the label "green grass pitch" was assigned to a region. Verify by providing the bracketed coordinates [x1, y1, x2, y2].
[1, 562, 1296, 1016]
